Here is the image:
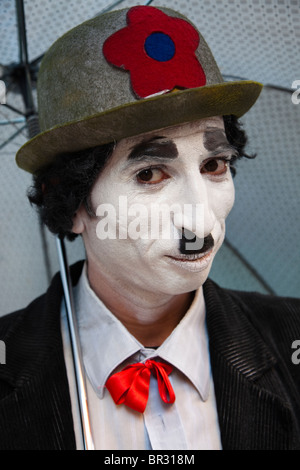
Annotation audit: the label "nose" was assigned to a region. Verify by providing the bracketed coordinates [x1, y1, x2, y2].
[173, 172, 217, 253]
[173, 173, 216, 235]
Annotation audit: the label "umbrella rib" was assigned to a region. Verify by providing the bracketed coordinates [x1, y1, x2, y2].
[224, 238, 276, 295]
[2, 103, 26, 116]
[0, 124, 27, 150]
[16, 0, 29, 66]
[15, 0, 35, 116]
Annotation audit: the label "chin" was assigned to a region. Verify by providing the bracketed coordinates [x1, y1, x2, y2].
[156, 264, 213, 296]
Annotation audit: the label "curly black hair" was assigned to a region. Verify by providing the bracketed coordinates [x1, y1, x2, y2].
[28, 142, 115, 241]
[27, 115, 255, 241]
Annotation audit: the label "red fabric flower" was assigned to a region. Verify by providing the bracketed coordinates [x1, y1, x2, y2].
[103, 6, 206, 99]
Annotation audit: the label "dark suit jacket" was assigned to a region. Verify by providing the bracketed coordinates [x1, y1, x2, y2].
[0, 261, 299, 450]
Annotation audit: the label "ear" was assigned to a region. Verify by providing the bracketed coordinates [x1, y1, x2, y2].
[72, 204, 86, 234]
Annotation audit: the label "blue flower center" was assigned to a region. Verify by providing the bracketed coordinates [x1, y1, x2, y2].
[144, 32, 175, 62]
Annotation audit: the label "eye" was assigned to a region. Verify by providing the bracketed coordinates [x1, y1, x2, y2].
[136, 167, 170, 184]
[200, 158, 229, 176]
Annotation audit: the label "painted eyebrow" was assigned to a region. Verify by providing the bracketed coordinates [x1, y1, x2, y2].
[127, 136, 179, 162]
[203, 128, 237, 155]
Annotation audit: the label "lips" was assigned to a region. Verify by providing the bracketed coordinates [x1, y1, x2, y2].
[165, 233, 215, 272]
[166, 249, 214, 273]
[167, 250, 212, 261]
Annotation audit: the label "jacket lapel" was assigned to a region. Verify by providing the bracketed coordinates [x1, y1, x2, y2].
[204, 279, 299, 450]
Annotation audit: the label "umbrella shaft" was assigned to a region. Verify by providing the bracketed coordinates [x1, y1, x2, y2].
[55, 236, 94, 450]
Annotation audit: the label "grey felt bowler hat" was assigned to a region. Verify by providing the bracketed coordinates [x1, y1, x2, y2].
[16, 5, 262, 174]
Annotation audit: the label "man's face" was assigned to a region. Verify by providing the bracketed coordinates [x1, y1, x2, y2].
[74, 116, 235, 296]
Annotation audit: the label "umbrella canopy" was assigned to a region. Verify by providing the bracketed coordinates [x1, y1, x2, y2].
[0, 0, 299, 316]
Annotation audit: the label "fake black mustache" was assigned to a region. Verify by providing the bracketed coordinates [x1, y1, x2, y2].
[179, 231, 214, 255]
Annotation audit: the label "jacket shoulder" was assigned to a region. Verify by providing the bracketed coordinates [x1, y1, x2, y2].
[0, 259, 85, 341]
[0, 261, 84, 388]
[206, 279, 300, 377]
[224, 285, 300, 334]
[207, 279, 300, 326]
[0, 293, 47, 335]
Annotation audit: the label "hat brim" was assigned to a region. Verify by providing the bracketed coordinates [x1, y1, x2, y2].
[16, 80, 262, 174]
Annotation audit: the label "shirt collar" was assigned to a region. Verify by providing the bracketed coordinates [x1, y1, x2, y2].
[73, 263, 210, 401]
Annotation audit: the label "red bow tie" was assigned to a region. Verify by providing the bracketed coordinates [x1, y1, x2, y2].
[105, 359, 176, 413]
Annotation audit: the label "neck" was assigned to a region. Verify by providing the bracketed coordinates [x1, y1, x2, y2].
[86, 262, 194, 347]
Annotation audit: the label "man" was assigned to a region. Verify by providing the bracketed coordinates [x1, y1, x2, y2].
[0, 5, 299, 450]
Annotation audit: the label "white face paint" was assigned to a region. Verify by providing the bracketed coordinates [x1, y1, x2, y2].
[74, 116, 235, 298]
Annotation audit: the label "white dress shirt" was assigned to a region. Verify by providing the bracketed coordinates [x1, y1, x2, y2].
[61, 263, 222, 450]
